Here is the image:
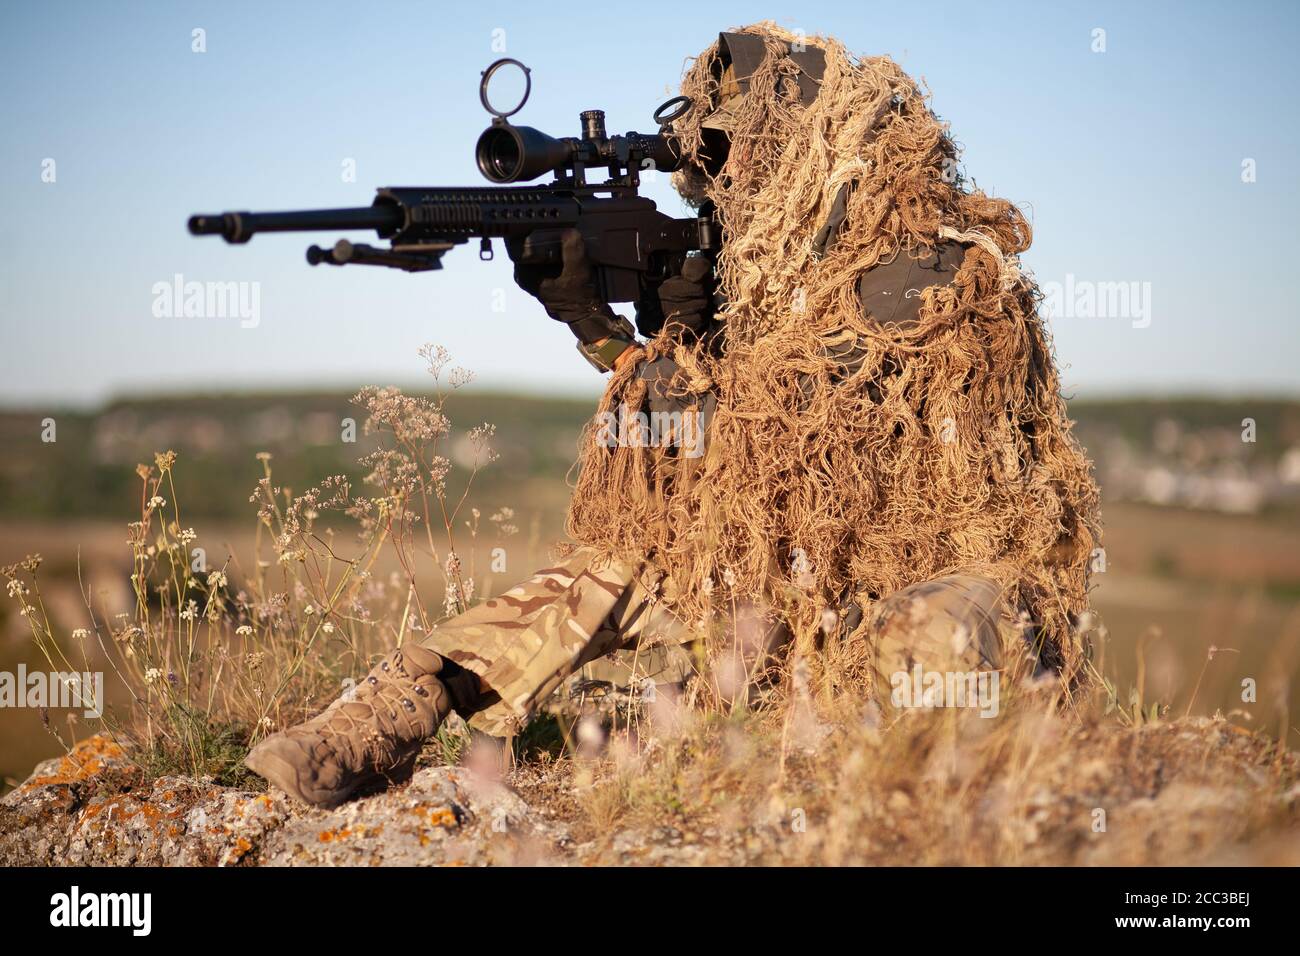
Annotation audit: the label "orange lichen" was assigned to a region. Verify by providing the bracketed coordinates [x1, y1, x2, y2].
[19, 734, 131, 792]
[429, 807, 457, 827]
[317, 825, 374, 843]
[79, 795, 183, 833]
[407, 804, 458, 828]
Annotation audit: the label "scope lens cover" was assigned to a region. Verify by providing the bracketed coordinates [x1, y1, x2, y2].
[480, 58, 531, 118]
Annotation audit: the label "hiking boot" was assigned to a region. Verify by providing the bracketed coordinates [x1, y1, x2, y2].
[245, 643, 451, 807]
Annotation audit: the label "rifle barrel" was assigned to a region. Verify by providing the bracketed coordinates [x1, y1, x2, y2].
[188, 205, 404, 243]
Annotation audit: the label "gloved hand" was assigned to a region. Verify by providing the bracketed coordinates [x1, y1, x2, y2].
[635, 255, 715, 338]
[637, 355, 716, 459]
[511, 229, 627, 343]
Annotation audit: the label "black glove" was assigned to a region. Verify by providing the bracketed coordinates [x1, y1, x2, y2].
[635, 255, 716, 338]
[511, 229, 631, 346]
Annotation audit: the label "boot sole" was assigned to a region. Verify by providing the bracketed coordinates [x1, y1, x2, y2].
[244, 741, 417, 809]
[244, 743, 363, 809]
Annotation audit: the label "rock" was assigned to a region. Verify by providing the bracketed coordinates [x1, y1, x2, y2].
[0, 734, 568, 867]
[4, 716, 1297, 866]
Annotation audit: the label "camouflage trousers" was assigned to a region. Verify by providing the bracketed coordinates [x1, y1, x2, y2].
[420, 546, 1022, 737]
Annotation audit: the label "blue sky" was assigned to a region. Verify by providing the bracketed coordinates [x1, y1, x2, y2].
[1, 0, 1297, 408]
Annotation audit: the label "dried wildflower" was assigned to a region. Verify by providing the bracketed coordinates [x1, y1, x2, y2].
[468, 423, 500, 464]
[353, 385, 450, 444]
[72, 628, 91, 641]
[144, 667, 162, 684]
[147, 495, 166, 511]
[489, 507, 518, 536]
[235, 625, 253, 636]
[208, 570, 228, 589]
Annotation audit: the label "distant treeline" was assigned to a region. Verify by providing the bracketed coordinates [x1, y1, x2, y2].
[0, 392, 1296, 520]
[0, 390, 593, 520]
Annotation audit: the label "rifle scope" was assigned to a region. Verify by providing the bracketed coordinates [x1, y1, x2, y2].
[474, 58, 691, 185]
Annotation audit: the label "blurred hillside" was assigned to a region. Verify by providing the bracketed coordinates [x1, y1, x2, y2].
[1078, 398, 1300, 516]
[0, 390, 595, 521]
[2, 393, 1299, 521]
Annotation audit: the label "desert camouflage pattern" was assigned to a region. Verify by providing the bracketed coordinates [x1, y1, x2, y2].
[419, 547, 694, 737]
[421, 545, 1019, 736]
[864, 573, 1025, 705]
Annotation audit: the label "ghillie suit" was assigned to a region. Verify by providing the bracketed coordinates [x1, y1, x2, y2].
[248, 24, 1102, 806]
[567, 23, 1101, 692]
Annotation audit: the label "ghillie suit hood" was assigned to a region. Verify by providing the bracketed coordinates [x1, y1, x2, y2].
[567, 23, 1101, 689]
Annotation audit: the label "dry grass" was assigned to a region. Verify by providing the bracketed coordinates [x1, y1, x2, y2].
[514, 681, 1300, 865]
[2, 347, 507, 783]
